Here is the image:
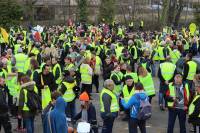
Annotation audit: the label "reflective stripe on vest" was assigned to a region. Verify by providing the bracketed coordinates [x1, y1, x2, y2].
[23, 89, 29, 111]
[15, 53, 28, 73]
[122, 85, 135, 103]
[110, 72, 123, 95]
[158, 46, 165, 61]
[62, 82, 76, 102]
[53, 63, 62, 84]
[42, 86, 52, 109]
[187, 61, 197, 80]
[6, 76, 20, 97]
[170, 50, 180, 64]
[160, 62, 176, 81]
[189, 95, 200, 117]
[139, 73, 155, 96]
[100, 88, 119, 112]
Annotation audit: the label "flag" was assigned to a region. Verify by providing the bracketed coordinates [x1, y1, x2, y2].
[0, 27, 9, 43]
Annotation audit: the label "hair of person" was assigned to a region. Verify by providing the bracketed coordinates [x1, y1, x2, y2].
[135, 82, 144, 90]
[30, 58, 39, 70]
[20, 75, 31, 83]
[126, 65, 132, 71]
[187, 53, 193, 60]
[104, 79, 114, 88]
[51, 91, 62, 100]
[42, 64, 49, 71]
[43, 55, 51, 62]
[137, 66, 148, 77]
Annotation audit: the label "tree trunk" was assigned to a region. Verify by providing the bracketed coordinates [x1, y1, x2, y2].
[173, 0, 184, 27]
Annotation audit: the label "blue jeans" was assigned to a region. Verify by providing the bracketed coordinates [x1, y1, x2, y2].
[167, 109, 186, 133]
[159, 92, 165, 106]
[101, 117, 115, 133]
[24, 117, 34, 133]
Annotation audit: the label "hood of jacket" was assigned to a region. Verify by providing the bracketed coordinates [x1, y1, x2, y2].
[21, 81, 35, 91]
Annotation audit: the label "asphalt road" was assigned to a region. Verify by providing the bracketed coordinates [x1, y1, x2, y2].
[1, 77, 191, 133]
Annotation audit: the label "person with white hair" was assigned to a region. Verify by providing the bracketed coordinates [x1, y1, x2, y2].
[100, 79, 119, 133]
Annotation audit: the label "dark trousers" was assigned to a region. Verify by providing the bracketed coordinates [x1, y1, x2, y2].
[24, 116, 35, 133]
[185, 80, 195, 104]
[82, 84, 92, 94]
[92, 74, 99, 92]
[167, 109, 186, 133]
[0, 114, 12, 133]
[129, 118, 146, 133]
[65, 99, 76, 120]
[101, 117, 115, 133]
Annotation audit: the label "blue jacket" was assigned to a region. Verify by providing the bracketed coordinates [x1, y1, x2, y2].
[43, 97, 68, 133]
[121, 91, 148, 118]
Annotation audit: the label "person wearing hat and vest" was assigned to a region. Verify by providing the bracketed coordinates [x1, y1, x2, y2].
[183, 53, 198, 103]
[74, 91, 98, 133]
[121, 75, 135, 121]
[110, 64, 124, 96]
[59, 70, 77, 121]
[18, 76, 38, 133]
[188, 74, 200, 133]
[13, 48, 28, 74]
[0, 77, 12, 133]
[158, 57, 177, 110]
[100, 79, 119, 133]
[80, 57, 93, 94]
[52, 57, 62, 87]
[138, 66, 155, 103]
[166, 74, 190, 133]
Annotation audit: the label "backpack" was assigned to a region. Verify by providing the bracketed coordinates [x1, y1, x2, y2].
[136, 95, 152, 120]
[27, 90, 41, 112]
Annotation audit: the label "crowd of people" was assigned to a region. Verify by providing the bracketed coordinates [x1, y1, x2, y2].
[0, 22, 200, 133]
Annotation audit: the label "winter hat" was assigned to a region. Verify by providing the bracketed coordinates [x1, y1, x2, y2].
[79, 91, 90, 101]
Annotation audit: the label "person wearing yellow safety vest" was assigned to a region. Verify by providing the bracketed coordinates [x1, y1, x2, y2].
[139, 20, 144, 31]
[0, 61, 7, 79]
[128, 40, 138, 72]
[37, 65, 56, 109]
[80, 57, 93, 94]
[110, 64, 124, 96]
[165, 74, 190, 133]
[64, 56, 75, 71]
[13, 48, 28, 74]
[138, 66, 156, 103]
[59, 70, 77, 120]
[30, 58, 41, 84]
[157, 41, 170, 63]
[52, 57, 62, 87]
[14, 40, 22, 55]
[158, 57, 177, 110]
[188, 74, 200, 133]
[170, 45, 181, 64]
[91, 52, 102, 93]
[124, 65, 138, 83]
[18, 76, 38, 133]
[183, 53, 198, 103]
[121, 76, 135, 121]
[182, 39, 190, 56]
[0, 77, 12, 133]
[40, 55, 52, 72]
[129, 21, 134, 32]
[139, 50, 152, 73]
[100, 79, 119, 133]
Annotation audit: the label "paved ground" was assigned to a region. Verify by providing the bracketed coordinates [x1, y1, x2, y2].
[1, 77, 191, 133]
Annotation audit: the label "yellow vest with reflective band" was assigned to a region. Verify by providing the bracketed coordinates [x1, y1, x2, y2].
[40, 62, 46, 72]
[14, 44, 21, 54]
[30, 47, 39, 56]
[24, 57, 31, 73]
[122, 85, 135, 103]
[80, 64, 92, 84]
[187, 61, 197, 80]
[0, 69, 7, 78]
[131, 45, 138, 59]
[31, 69, 41, 80]
[152, 47, 159, 61]
[6, 76, 20, 97]
[189, 95, 200, 117]
[124, 72, 138, 83]
[15, 53, 28, 73]
[94, 56, 101, 75]
[22, 89, 29, 111]
[115, 46, 124, 59]
[170, 50, 181, 64]
[110, 72, 123, 95]
[158, 46, 165, 61]
[139, 73, 155, 96]
[140, 21, 144, 27]
[64, 63, 74, 71]
[41, 74, 52, 109]
[62, 81, 76, 102]
[7, 60, 12, 73]
[183, 40, 189, 50]
[53, 63, 62, 84]
[160, 62, 176, 81]
[100, 88, 119, 112]
[167, 83, 190, 107]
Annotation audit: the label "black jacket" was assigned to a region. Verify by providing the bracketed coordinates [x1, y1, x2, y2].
[0, 85, 9, 116]
[103, 62, 114, 80]
[188, 95, 200, 125]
